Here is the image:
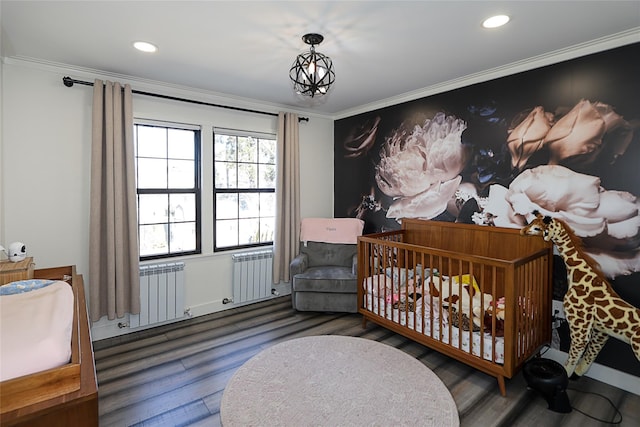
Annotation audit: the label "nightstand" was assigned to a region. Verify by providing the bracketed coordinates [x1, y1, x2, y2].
[0, 257, 35, 285]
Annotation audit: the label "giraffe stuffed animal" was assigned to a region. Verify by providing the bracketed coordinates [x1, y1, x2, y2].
[520, 211, 640, 377]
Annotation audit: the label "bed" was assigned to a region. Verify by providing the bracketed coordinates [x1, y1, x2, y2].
[357, 219, 553, 396]
[0, 266, 98, 427]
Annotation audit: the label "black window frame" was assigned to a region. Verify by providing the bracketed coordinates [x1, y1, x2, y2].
[134, 121, 202, 261]
[213, 128, 276, 252]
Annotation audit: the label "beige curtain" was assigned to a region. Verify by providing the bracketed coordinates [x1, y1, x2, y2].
[89, 79, 140, 322]
[273, 112, 301, 283]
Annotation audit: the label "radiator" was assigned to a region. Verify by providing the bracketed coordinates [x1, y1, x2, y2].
[231, 250, 273, 304]
[130, 262, 185, 328]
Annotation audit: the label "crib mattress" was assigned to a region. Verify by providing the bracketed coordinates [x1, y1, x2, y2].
[364, 284, 505, 364]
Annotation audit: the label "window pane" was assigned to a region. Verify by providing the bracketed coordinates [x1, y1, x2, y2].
[139, 194, 169, 224]
[170, 222, 196, 251]
[138, 158, 168, 188]
[260, 217, 275, 243]
[237, 136, 257, 163]
[214, 135, 236, 161]
[260, 193, 275, 217]
[239, 193, 259, 218]
[216, 219, 238, 247]
[237, 163, 257, 188]
[170, 194, 195, 222]
[216, 193, 238, 219]
[139, 224, 169, 256]
[137, 126, 167, 158]
[168, 129, 195, 159]
[214, 161, 236, 188]
[259, 164, 276, 188]
[238, 218, 260, 245]
[259, 138, 276, 163]
[168, 159, 194, 188]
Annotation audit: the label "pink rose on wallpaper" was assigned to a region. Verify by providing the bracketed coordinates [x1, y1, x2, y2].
[343, 116, 381, 158]
[507, 106, 554, 170]
[545, 99, 634, 168]
[375, 113, 469, 220]
[504, 99, 635, 172]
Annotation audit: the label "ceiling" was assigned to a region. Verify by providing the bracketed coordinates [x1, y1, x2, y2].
[2, 1, 639, 118]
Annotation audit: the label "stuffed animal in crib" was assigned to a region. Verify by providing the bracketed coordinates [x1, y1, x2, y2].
[474, 296, 506, 336]
[428, 276, 492, 320]
[428, 276, 472, 311]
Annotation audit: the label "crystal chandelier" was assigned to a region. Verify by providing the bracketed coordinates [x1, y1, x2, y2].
[289, 33, 335, 98]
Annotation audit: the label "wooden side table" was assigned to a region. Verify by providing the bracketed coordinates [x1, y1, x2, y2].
[0, 257, 35, 285]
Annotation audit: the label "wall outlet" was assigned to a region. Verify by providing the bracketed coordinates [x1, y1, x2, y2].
[552, 300, 565, 319]
[551, 300, 566, 330]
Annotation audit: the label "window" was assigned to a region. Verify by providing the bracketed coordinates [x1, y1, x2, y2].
[134, 121, 201, 260]
[214, 129, 276, 251]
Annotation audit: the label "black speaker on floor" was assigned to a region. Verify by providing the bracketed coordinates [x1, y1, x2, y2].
[523, 358, 572, 413]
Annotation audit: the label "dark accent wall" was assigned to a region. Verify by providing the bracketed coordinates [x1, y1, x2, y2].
[334, 43, 640, 377]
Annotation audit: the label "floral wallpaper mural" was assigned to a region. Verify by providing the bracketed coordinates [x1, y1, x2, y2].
[334, 43, 640, 376]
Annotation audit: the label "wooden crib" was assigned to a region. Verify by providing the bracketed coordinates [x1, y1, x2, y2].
[357, 219, 553, 396]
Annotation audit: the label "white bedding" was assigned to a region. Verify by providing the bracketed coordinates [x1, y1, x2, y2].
[0, 281, 74, 381]
[364, 280, 505, 364]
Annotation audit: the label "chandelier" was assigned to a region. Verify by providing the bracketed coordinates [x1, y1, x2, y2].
[289, 33, 335, 98]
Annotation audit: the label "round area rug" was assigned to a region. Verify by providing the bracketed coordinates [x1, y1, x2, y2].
[220, 335, 459, 427]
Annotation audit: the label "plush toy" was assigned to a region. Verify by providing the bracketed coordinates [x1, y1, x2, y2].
[427, 276, 472, 311]
[490, 297, 506, 319]
[453, 274, 481, 295]
[474, 296, 506, 336]
[393, 292, 422, 312]
[428, 276, 492, 321]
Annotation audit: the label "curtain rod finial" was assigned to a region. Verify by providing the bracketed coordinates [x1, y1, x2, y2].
[63, 76, 74, 87]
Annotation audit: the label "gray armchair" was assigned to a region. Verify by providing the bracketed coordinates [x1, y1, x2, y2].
[290, 218, 364, 313]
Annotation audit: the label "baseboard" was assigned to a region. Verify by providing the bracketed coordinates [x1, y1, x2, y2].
[91, 313, 190, 341]
[544, 348, 640, 396]
[188, 289, 291, 318]
[92, 283, 293, 341]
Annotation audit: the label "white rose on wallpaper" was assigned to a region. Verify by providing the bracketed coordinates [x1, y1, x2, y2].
[506, 165, 605, 237]
[479, 164, 640, 277]
[387, 176, 463, 220]
[473, 184, 526, 228]
[582, 248, 640, 278]
[375, 112, 469, 220]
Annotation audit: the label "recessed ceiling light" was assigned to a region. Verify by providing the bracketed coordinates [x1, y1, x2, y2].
[133, 41, 158, 53]
[482, 15, 510, 29]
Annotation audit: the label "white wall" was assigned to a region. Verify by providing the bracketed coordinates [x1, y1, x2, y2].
[1, 59, 334, 340]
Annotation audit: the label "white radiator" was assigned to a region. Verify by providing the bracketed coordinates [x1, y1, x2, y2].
[231, 250, 273, 304]
[130, 262, 185, 328]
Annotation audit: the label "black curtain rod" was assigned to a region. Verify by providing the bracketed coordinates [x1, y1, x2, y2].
[62, 76, 309, 122]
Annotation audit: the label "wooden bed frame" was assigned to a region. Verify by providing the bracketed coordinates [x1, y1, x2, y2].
[0, 266, 98, 427]
[357, 219, 553, 396]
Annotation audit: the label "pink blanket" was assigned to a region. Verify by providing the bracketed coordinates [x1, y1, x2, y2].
[300, 218, 365, 244]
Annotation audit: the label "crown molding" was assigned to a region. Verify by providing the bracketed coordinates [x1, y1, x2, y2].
[1, 55, 328, 121]
[334, 27, 640, 120]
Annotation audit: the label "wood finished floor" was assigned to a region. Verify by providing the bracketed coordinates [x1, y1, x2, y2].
[94, 296, 640, 427]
